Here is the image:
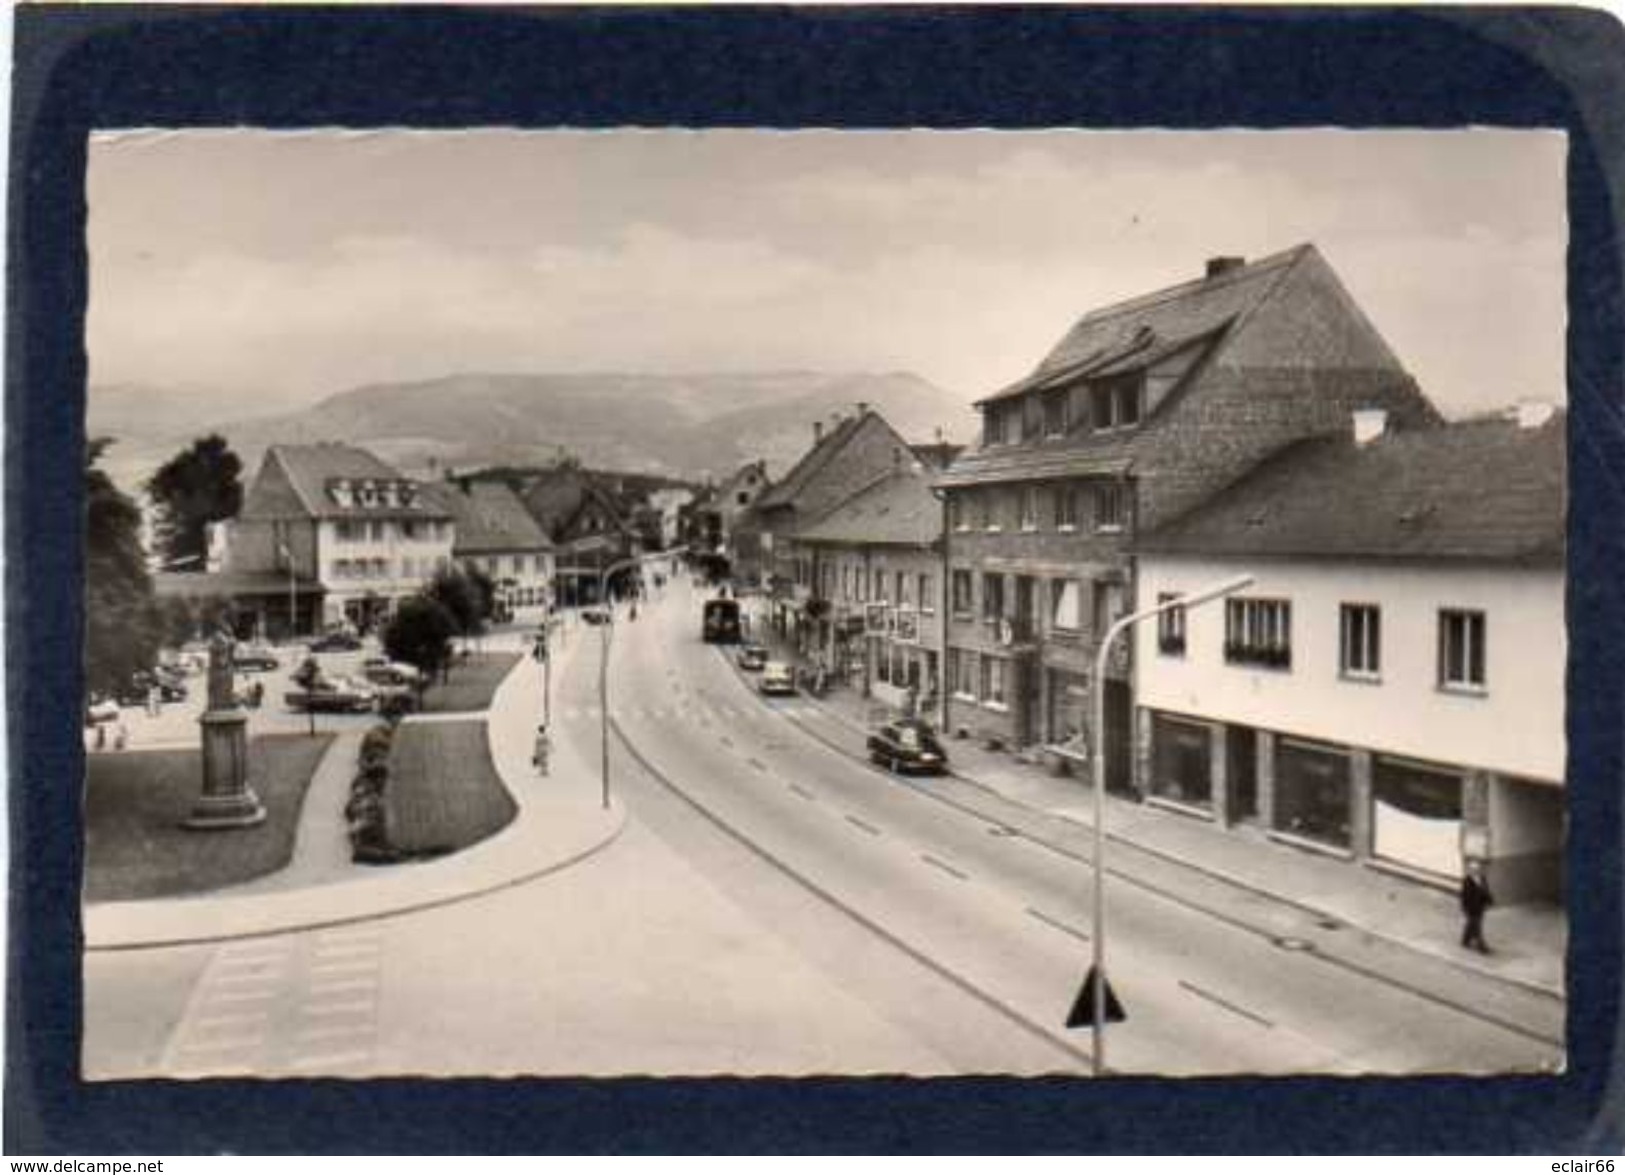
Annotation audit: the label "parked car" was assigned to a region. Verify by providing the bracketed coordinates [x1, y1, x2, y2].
[362, 659, 423, 688]
[867, 718, 950, 775]
[115, 669, 189, 706]
[232, 645, 281, 672]
[581, 607, 611, 626]
[736, 644, 769, 671]
[284, 675, 378, 713]
[759, 661, 796, 696]
[309, 629, 364, 653]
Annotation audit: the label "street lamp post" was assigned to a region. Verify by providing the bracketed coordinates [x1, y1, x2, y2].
[1088, 572, 1252, 1075]
[597, 546, 687, 811]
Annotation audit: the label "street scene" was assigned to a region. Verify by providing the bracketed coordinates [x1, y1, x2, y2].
[81, 130, 1567, 1079]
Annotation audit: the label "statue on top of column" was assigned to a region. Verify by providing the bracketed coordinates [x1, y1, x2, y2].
[206, 623, 237, 711]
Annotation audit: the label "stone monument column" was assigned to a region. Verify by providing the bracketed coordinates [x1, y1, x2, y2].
[183, 626, 266, 830]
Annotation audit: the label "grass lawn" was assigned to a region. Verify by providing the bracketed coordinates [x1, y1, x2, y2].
[385, 719, 517, 857]
[418, 651, 522, 714]
[83, 733, 335, 903]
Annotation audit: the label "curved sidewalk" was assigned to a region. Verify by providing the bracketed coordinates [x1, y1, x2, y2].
[84, 628, 624, 951]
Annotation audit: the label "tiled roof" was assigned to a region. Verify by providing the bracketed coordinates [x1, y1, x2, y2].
[424, 481, 554, 554]
[795, 471, 941, 547]
[1136, 412, 1566, 564]
[978, 245, 1308, 406]
[934, 445, 1136, 489]
[244, 443, 451, 521]
[753, 413, 869, 511]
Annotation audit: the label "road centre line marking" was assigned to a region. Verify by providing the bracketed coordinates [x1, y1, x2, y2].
[844, 813, 882, 836]
[295, 1023, 373, 1043]
[1178, 979, 1275, 1029]
[1025, 907, 1090, 942]
[919, 853, 969, 881]
[300, 1000, 375, 1017]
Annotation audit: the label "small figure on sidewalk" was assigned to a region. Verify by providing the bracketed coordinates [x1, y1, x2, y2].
[145, 682, 162, 717]
[532, 723, 551, 776]
[1460, 860, 1494, 954]
[112, 721, 129, 752]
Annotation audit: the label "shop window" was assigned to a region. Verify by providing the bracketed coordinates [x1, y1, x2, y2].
[951, 570, 974, 616]
[1225, 598, 1292, 669]
[1157, 593, 1187, 655]
[1046, 671, 1088, 745]
[1439, 609, 1486, 692]
[1373, 756, 1463, 878]
[1340, 603, 1381, 680]
[1150, 716, 1213, 809]
[1051, 579, 1082, 632]
[1274, 739, 1352, 849]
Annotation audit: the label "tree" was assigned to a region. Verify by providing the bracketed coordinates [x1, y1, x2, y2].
[146, 433, 243, 569]
[466, 566, 498, 624]
[381, 596, 457, 682]
[424, 567, 487, 638]
[85, 438, 162, 696]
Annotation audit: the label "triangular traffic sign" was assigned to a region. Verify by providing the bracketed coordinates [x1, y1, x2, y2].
[1065, 964, 1126, 1027]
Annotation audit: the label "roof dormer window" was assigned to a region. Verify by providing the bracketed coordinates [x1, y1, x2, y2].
[328, 479, 354, 508]
[1090, 373, 1144, 432]
[984, 405, 1009, 447]
[398, 482, 417, 508]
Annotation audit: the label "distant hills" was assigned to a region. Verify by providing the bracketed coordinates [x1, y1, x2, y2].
[88, 370, 975, 491]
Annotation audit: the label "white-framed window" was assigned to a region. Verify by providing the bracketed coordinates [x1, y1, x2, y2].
[1438, 609, 1486, 692]
[950, 648, 978, 698]
[369, 519, 386, 542]
[874, 568, 889, 602]
[1055, 484, 1080, 530]
[1050, 579, 1082, 632]
[1225, 598, 1293, 669]
[984, 407, 1009, 446]
[1095, 483, 1127, 532]
[1043, 389, 1068, 437]
[981, 573, 1005, 623]
[918, 573, 935, 614]
[1019, 486, 1040, 531]
[1340, 603, 1382, 680]
[949, 495, 967, 532]
[1090, 374, 1143, 431]
[1157, 592, 1187, 656]
[896, 571, 910, 606]
[1092, 579, 1124, 635]
[984, 490, 1002, 532]
[980, 656, 1007, 707]
[951, 569, 974, 616]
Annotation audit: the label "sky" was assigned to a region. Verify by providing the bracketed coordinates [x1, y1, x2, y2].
[87, 129, 1566, 418]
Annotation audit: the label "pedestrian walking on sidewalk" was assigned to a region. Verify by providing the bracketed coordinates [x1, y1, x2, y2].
[1460, 861, 1494, 953]
[532, 723, 551, 777]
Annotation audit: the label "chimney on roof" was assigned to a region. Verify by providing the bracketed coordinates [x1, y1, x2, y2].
[813, 420, 824, 444]
[1515, 400, 1557, 429]
[1205, 256, 1246, 279]
[1352, 407, 1389, 446]
[857, 401, 870, 416]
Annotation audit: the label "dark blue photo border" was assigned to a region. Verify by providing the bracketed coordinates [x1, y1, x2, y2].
[8, 4, 1624, 1155]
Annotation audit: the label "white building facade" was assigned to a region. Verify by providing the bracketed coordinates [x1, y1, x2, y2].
[1132, 412, 1566, 903]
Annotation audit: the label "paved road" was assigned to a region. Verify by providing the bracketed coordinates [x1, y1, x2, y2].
[82, 578, 1562, 1078]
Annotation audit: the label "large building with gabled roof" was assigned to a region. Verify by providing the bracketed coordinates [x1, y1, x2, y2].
[226, 442, 454, 634]
[934, 245, 1441, 782]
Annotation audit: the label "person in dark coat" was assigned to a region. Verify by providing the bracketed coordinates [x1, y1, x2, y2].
[1460, 861, 1494, 953]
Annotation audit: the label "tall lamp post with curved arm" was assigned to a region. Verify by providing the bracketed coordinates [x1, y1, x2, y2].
[597, 546, 687, 810]
[1086, 572, 1252, 1075]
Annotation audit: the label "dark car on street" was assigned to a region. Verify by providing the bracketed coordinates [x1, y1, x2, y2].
[309, 629, 364, 652]
[115, 668, 189, 706]
[736, 644, 768, 671]
[867, 718, 950, 775]
[284, 675, 378, 714]
[232, 645, 281, 672]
